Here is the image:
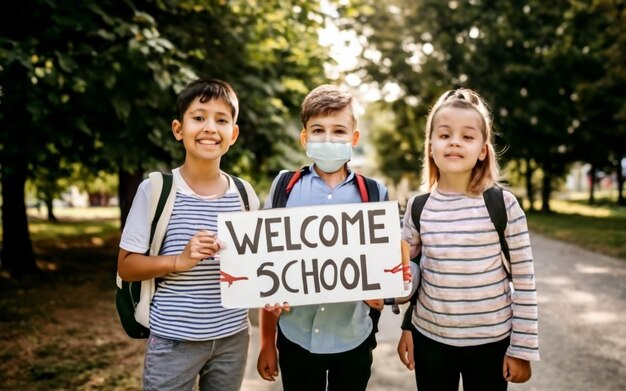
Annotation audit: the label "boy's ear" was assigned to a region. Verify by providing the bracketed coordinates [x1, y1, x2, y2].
[172, 119, 183, 140]
[299, 128, 307, 148]
[229, 125, 240, 146]
[351, 129, 361, 146]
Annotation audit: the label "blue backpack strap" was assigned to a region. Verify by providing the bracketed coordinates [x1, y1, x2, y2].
[482, 186, 511, 279]
[228, 174, 250, 211]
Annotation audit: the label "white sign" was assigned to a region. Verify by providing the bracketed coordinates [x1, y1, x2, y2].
[217, 201, 408, 308]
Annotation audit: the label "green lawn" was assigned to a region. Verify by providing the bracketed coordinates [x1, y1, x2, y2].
[526, 198, 626, 260]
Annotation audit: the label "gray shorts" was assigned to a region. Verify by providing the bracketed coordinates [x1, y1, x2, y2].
[143, 329, 250, 391]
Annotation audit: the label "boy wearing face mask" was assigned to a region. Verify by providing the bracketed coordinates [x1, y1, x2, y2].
[256, 84, 388, 391]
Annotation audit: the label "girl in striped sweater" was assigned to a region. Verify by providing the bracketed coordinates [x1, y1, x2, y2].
[396, 89, 539, 390]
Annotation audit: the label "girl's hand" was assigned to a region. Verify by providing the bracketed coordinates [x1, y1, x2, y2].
[175, 230, 222, 272]
[263, 302, 290, 317]
[503, 355, 532, 383]
[396, 330, 415, 370]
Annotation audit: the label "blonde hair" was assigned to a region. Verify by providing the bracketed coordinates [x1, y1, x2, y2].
[300, 84, 357, 128]
[422, 88, 501, 195]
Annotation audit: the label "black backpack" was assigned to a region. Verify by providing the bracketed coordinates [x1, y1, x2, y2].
[115, 172, 251, 339]
[400, 186, 511, 330]
[270, 166, 387, 334]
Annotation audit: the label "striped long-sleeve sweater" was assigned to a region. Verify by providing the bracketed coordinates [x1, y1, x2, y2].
[401, 188, 540, 361]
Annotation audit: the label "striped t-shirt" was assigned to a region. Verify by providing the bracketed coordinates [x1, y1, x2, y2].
[402, 188, 540, 361]
[149, 191, 248, 341]
[120, 168, 260, 341]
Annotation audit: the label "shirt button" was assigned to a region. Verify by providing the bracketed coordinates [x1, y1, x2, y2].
[320, 307, 325, 311]
[327, 194, 333, 199]
[314, 328, 320, 333]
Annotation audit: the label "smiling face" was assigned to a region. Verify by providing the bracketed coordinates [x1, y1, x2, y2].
[429, 106, 487, 179]
[172, 97, 239, 163]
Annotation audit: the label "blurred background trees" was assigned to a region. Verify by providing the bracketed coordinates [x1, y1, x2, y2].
[341, 0, 625, 210]
[1, 0, 624, 273]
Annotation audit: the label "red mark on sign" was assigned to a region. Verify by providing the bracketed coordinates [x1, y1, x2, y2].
[220, 271, 249, 287]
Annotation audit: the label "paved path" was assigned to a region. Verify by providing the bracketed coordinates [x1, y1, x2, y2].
[241, 233, 626, 390]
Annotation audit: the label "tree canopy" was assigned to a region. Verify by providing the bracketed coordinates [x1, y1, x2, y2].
[341, 0, 625, 209]
[0, 0, 332, 273]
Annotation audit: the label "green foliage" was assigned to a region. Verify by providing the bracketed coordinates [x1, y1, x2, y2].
[0, 0, 333, 270]
[343, 0, 625, 206]
[362, 101, 423, 188]
[1, 0, 331, 184]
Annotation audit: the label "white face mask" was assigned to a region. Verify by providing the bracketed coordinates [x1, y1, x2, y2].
[306, 141, 352, 173]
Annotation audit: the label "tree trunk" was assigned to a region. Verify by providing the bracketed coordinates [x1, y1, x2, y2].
[588, 163, 596, 205]
[617, 156, 625, 206]
[525, 157, 535, 211]
[541, 170, 552, 213]
[118, 168, 144, 230]
[44, 193, 57, 222]
[0, 155, 38, 274]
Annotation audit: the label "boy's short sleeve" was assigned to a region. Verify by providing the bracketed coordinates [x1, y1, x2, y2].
[263, 171, 287, 209]
[374, 181, 389, 201]
[119, 179, 152, 254]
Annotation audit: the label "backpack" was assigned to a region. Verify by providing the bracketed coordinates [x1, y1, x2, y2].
[115, 171, 252, 339]
[400, 186, 511, 329]
[270, 166, 387, 333]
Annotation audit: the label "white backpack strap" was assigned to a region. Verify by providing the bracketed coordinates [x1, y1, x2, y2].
[148, 172, 177, 256]
[135, 172, 177, 328]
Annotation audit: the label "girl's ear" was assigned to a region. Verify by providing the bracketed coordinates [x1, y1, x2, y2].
[478, 143, 488, 161]
[172, 120, 183, 140]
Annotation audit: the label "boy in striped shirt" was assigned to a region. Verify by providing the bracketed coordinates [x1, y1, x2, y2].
[118, 79, 259, 390]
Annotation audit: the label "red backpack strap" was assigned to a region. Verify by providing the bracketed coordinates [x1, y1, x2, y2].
[354, 174, 369, 202]
[285, 168, 304, 194]
[272, 166, 311, 208]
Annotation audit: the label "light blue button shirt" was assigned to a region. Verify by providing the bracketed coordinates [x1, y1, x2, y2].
[264, 165, 388, 354]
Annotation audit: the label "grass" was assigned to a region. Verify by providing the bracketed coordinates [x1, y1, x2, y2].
[0, 208, 144, 391]
[526, 196, 626, 260]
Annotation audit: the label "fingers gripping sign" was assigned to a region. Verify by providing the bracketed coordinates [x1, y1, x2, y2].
[176, 230, 223, 272]
[263, 302, 291, 317]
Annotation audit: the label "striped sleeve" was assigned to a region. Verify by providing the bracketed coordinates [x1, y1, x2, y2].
[401, 196, 422, 259]
[503, 190, 540, 361]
